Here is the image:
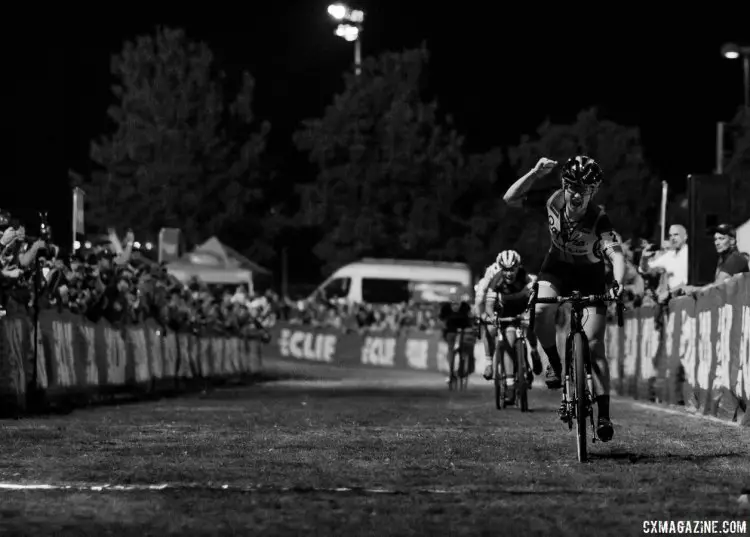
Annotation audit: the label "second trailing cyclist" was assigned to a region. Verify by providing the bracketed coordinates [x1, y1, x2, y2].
[474, 249, 543, 405]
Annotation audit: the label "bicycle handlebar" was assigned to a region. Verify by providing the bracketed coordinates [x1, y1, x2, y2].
[526, 282, 625, 333]
[474, 315, 525, 329]
[533, 294, 612, 305]
[495, 316, 524, 323]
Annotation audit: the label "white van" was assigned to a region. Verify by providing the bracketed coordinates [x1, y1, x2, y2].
[309, 258, 473, 305]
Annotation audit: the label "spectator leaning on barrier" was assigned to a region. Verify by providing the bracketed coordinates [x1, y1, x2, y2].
[638, 224, 688, 298]
[709, 223, 749, 286]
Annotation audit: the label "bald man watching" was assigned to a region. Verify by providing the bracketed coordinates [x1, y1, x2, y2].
[639, 224, 688, 293]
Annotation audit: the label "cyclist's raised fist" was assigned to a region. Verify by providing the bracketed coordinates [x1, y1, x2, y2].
[533, 157, 558, 177]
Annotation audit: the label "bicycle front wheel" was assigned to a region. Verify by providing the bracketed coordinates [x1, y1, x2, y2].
[515, 338, 529, 412]
[572, 332, 588, 462]
[493, 348, 503, 409]
[448, 348, 457, 391]
[459, 349, 469, 391]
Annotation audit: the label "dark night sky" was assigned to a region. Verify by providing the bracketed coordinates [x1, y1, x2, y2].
[12, 4, 750, 236]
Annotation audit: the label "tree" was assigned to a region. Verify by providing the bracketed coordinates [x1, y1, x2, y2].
[293, 45, 475, 275]
[78, 27, 270, 248]
[436, 148, 506, 272]
[506, 108, 660, 269]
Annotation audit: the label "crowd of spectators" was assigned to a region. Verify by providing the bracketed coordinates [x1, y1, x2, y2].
[2, 210, 746, 340]
[617, 223, 749, 311]
[271, 223, 750, 334]
[274, 298, 444, 334]
[0, 214, 271, 340]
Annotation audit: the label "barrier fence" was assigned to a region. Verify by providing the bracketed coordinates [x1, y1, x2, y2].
[0, 310, 262, 415]
[1, 274, 748, 424]
[267, 323, 457, 372]
[263, 274, 750, 426]
[608, 272, 750, 424]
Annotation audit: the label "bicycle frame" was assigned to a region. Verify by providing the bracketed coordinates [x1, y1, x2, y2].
[527, 282, 624, 461]
[560, 305, 594, 428]
[476, 315, 531, 411]
[495, 316, 527, 348]
[493, 317, 527, 375]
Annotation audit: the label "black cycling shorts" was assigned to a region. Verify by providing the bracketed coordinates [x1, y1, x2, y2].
[538, 255, 607, 296]
[496, 302, 526, 320]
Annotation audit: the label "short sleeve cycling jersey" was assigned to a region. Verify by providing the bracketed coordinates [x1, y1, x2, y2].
[474, 264, 533, 314]
[545, 189, 621, 265]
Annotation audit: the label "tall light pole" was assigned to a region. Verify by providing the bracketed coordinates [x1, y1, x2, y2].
[721, 42, 750, 109]
[327, 3, 365, 76]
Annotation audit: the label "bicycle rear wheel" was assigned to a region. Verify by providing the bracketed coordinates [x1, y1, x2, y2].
[515, 338, 529, 412]
[572, 332, 588, 462]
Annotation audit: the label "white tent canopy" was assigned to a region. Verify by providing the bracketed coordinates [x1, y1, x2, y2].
[166, 236, 271, 293]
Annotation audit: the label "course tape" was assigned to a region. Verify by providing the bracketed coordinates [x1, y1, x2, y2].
[1, 482, 747, 507]
[616, 397, 743, 428]
[0, 481, 600, 496]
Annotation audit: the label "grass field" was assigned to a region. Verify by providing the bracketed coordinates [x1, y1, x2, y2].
[1, 359, 748, 536]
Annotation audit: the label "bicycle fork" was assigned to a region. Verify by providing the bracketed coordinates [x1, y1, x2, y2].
[558, 333, 572, 425]
[559, 373, 574, 427]
[558, 333, 596, 434]
[501, 331, 527, 387]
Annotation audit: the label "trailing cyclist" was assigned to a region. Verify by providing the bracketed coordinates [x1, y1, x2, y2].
[438, 286, 475, 383]
[474, 250, 543, 405]
[503, 155, 625, 442]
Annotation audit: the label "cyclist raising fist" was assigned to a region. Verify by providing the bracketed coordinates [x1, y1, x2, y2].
[503, 155, 625, 443]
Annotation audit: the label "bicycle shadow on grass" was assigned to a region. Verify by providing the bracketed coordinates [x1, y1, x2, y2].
[489, 404, 560, 414]
[588, 449, 746, 464]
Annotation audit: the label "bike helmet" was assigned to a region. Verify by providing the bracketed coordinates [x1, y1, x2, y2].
[496, 249, 521, 270]
[560, 155, 603, 188]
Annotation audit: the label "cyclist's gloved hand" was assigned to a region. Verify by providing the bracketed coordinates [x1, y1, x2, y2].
[609, 281, 623, 300]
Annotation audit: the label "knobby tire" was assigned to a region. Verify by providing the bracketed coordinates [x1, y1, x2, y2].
[515, 338, 529, 412]
[573, 332, 588, 462]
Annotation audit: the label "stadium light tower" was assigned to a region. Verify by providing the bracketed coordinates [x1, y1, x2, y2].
[721, 42, 750, 108]
[327, 3, 365, 76]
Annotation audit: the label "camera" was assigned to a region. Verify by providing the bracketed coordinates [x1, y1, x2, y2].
[39, 212, 52, 242]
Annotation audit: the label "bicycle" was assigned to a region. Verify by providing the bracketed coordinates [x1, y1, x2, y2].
[477, 315, 532, 411]
[527, 282, 624, 462]
[448, 326, 473, 391]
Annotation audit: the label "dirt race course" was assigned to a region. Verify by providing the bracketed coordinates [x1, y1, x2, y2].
[1, 358, 749, 536]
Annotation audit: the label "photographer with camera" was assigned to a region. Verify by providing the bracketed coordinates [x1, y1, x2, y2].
[0, 210, 49, 315]
[0, 209, 277, 342]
